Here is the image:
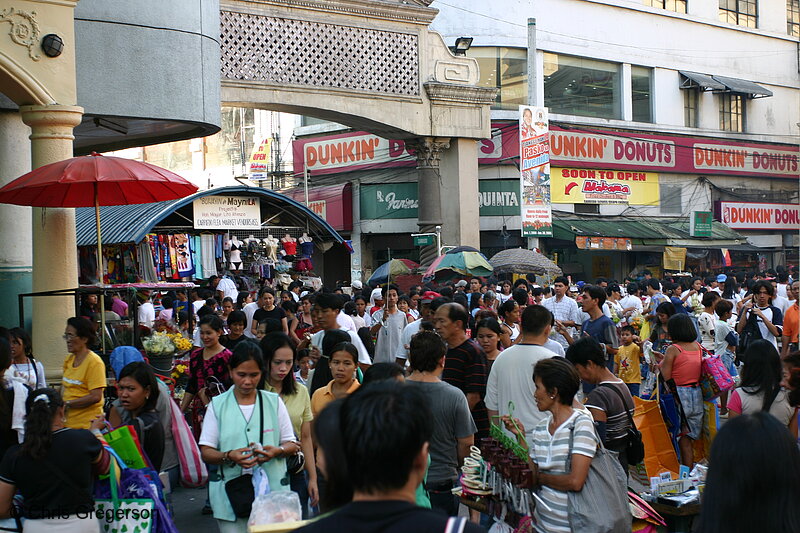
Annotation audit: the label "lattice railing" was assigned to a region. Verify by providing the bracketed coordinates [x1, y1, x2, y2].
[221, 10, 420, 96]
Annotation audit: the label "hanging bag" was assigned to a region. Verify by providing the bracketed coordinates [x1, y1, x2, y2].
[105, 425, 150, 470]
[599, 383, 645, 465]
[565, 413, 631, 533]
[737, 309, 761, 361]
[224, 392, 264, 518]
[633, 382, 680, 479]
[167, 396, 208, 487]
[699, 347, 734, 401]
[95, 461, 156, 533]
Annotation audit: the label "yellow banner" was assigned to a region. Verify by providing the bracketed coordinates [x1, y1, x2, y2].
[249, 138, 271, 175]
[551, 167, 659, 205]
[663, 247, 687, 271]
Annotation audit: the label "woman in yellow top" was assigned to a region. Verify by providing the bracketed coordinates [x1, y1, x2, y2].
[260, 333, 318, 517]
[310, 342, 360, 417]
[61, 317, 106, 429]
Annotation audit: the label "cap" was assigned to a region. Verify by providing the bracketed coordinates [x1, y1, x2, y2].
[716, 274, 727, 283]
[569, 286, 579, 292]
[576, 280, 586, 289]
[351, 280, 363, 290]
[371, 287, 383, 301]
[421, 291, 441, 303]
[455, 280, 468, 288]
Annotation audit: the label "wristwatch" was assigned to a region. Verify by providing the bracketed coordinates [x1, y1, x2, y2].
[222, 451, 233, 466]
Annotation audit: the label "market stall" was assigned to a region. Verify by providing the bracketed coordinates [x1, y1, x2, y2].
[75, 186, 346, 290]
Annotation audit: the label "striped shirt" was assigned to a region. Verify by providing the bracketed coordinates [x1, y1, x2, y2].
[531, 411, 598, 533]
[442, 339, 489, 439]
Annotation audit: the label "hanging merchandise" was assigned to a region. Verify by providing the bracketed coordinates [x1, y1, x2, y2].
[138, 242, 157, 282]
[274, 260, 291, 273]
[193, 235, 203, 279]
[295, 258, 312, 272]
[174, 234, 195, 278]
[201, 234, 218, 276]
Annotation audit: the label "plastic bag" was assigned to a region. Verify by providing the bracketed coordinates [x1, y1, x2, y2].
[248, 491, 302, 527]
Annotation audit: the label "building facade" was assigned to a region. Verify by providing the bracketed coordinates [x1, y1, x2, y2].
[290, 0, 799, 281]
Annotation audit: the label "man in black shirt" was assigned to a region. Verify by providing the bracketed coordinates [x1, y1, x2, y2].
[295, 382, 484, 533]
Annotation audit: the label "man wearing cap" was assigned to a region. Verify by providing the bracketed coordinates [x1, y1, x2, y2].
[351, 280, 363, 292]
[712, 274, 726, 295]
[454, 280, 468, 293]
[542, 276, 581, 351]
[396, 293, 445, 362]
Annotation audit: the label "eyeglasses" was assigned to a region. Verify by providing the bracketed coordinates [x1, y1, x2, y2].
[62, 333, 77, 340]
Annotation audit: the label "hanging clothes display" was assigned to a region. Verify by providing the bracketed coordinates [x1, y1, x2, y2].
[193, 235, 203, 279]
[201, 234, 218, 276]
[137, 242, 157, 282]
[174, 234, 195, 278]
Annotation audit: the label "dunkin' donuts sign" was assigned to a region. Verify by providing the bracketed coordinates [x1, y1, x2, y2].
[717, 201, 800, 230]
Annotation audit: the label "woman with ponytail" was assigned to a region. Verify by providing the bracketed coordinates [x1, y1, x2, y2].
[0, 388, 109, 532]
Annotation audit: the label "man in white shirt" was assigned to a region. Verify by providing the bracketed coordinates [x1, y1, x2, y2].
[771, 279, 791, 315]
[216, 275, 238, 302]
[308, 292, 372, 368]
[542, 276, 581, 351]
[137, 290, 156, 329]
[486, 305, 557, 446]
[396, 292, 444, 362]
[242, 298, 260, 339]
[371, 285, 407, 365]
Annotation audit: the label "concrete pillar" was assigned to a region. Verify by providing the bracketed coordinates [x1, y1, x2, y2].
[0, 111, 32, 328]
[19, 104, 84, 379]
[350, 180, 364, 283]
[440, 138, 480, 250]
[409, 137, 450, 266]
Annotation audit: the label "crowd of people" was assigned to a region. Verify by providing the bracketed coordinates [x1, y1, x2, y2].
[0, 264, 797, 532]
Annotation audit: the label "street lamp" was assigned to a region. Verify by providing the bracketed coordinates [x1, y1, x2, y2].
[450, 37, 473, 56]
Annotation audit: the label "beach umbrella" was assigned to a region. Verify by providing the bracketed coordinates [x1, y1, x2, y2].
[0, 152, 198, 352]
[490, 248, 562, 277]
[423, 250, 493, 281]
[368, 258, 419, 285]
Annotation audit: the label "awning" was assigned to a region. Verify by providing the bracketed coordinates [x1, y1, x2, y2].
[76, 185, 345, 246]
[712, 75, 773, 98]
[679, 71, 726, 92]
[552, 214, 745, 248]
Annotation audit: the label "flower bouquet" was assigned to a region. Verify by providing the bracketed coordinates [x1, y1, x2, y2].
[629, 313, 644, 334]
[142, 331, 192, 371]
[171, 361, 189, 401]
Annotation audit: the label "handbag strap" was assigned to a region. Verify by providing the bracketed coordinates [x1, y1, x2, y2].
[598, 383, 636, 429]
[566, 411, 606, 473]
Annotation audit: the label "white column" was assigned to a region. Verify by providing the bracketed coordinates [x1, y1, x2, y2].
[19, 104, 84, 379]
[440, 138, 481, 249]
[0, 111, 32, 327]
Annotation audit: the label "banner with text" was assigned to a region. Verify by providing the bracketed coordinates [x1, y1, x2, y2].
[359, 181, 523, 220]
[248, 138, 271, 179]
[293, 125, 512, 176]
[716, 201, 800, 230]
[520, 106, 552, 237]
[193, 196, 261, 229]
[551, 167, 660, 205]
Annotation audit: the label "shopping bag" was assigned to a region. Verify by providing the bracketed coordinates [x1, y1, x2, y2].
[167, 395, 208, 487]
[692, 401, 720, 462]
[95, 464, 178, 533]
[699, 352, 734, 401]
[106, 425, 149, 470]
[639, 319, 652, 347]
[633, 391, 680, 479]
[96, 461, 155, 533]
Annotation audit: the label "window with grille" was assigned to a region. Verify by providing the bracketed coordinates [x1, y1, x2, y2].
[644, 0, 687, 13]
[684, 89, 698, 128]
[660, 184, 683, 214]
[720, 94, 744, 132]
[789, 0, 800, 36]
[719, 0, 757, 27]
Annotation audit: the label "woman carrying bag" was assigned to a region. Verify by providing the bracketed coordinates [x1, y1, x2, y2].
[0, 388, 110, 532]
[661, 314, 704, 468]
[199, 342, 299, 533]
[503, 358, 628, 533]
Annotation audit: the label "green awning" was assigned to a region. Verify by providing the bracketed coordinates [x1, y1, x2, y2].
[552, 215, 744, 246]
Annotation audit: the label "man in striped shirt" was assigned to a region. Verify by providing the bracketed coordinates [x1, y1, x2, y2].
[434, 302, 489, 440]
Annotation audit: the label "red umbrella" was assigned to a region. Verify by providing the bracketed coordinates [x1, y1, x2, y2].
[0, 152, 198, 285]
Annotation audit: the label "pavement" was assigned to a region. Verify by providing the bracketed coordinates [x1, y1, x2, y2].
[171, 485, 218, 532]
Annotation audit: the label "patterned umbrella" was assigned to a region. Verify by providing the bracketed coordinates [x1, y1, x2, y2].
[368, 258, 419, 285]
[423, 250, 493, 281]
[489, 248, 562, 276]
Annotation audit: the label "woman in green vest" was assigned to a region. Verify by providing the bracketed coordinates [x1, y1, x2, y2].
[199, 342, 300, 533]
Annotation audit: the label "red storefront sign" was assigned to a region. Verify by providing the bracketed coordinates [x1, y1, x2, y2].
[292, 123, 516, 176]
[287, 183, 353, 232]
[716, 201, 800, 230]
[293, 123, 798, 179]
